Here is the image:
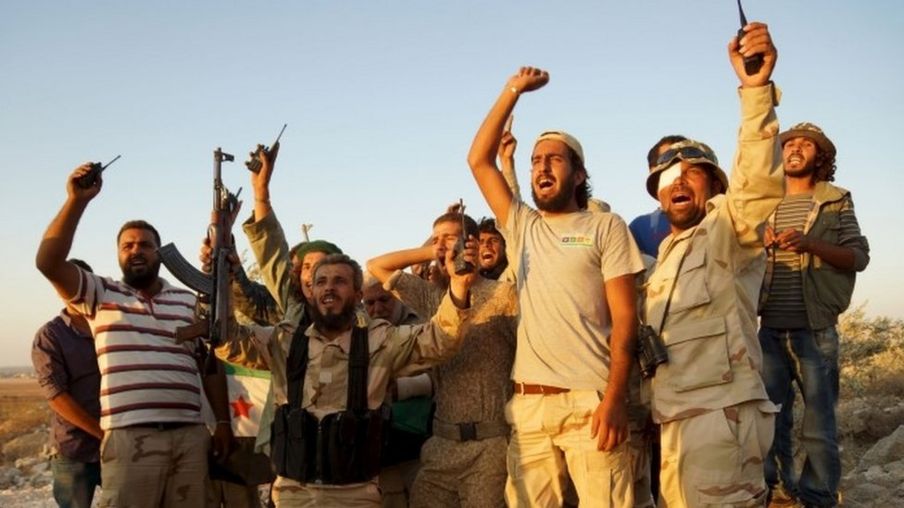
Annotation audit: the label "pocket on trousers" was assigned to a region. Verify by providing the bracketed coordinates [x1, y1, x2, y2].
[663, 317, 732, 393]
[570, 390, 602, 424]
[100, 430, 116, 463]
[692, 410, 750, 506]
[574, 452, 624, 508]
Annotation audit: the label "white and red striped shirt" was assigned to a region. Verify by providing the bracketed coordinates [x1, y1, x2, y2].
[70, 269, 203, 430]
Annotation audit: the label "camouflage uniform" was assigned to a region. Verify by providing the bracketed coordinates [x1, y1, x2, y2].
[225, 211, 474, 507]
[644, 84, 785, 507]
[386, 270, 517, 508]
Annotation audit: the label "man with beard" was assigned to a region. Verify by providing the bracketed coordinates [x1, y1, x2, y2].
[629, 135, 688, 258]
[230, 239, 339, 327]
[367, 209, 517, 508]
[232, 239, 342, 327]
[757, 123, 869, 507]
[218, 140, 477, 506]
[642, 22, 785, 506]
[222, 250, 477, 506]
[499, 122, 653, 508]
[467, 68, 644, 506]
[498, 121, 612, 214]
[477, 217, 509, 281]
[35, 165, 233, 507]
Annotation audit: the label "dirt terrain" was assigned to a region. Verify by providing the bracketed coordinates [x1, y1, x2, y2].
[0, 378, 48, 447]
[0, 309, 901, 505]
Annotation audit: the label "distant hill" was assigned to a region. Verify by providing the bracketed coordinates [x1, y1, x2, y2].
[0, 366, 35, 379]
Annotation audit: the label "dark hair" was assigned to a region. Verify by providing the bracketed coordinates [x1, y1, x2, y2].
[433, 212, 479, 239]
[565, 147, 592, 210]
[117, 220, 161, 248]
[312, 254, 364, 291]
[814, 148, 837, 183]
[478, 217, 502, 236]
[707, 168, 726, 195]
[647, 135, 688, 169]
[68, 258, 93, 273]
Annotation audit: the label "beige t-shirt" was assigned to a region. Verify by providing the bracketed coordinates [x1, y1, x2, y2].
[500, 199, 644, 391]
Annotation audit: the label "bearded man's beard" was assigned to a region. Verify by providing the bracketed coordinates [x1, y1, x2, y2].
[121, 257, 161, 290]
[310, 297, 357, 333]
[664, 206, 706, 231]
[532, 172, 577, 213]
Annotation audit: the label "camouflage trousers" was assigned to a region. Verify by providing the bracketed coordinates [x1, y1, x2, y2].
[380, 459, 420, 508]
[271, 476, 381, 507]
[98, 424, 210, 508]
[658, 400, 774, 507]
[503, 390, 634, 508]
[207, 480, 262, 508]
[409, 435, 508, 508]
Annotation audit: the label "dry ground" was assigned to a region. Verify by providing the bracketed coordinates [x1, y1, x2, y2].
[0, 379, 49, 465]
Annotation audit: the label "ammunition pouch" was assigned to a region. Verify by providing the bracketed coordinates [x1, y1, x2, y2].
[271, 404, 389, 485]
[272, 323, 388, 485]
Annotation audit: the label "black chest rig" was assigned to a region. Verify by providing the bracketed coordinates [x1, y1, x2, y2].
[270, 322, 389, 485]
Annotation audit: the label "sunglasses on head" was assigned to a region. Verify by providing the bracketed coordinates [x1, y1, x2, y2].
[655, 146, 713, 168]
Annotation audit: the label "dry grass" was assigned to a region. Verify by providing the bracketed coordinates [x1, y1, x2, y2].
[836, 308, 904, 472]
[838, 307, 904, 399]
[0, 378, 50, 465]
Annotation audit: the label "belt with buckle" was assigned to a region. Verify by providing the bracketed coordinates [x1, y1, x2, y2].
[432, 419, 510, 442]
[125, 421, 196, 431]
[512, 382, 570, 395]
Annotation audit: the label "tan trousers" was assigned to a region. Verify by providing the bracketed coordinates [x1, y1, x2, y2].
[658, 400, 774, 508]
[98, 424, 210, 508]
[504, 390, 634, 508]
[409, 436, 508, 508]
[627, 397, 655, 508]
[271, 476, 381, 507]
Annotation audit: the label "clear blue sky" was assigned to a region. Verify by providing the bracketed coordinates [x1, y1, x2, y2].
[1, 1, 901, 366]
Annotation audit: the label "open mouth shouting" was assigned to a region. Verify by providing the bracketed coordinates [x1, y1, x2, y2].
[669, 189, 693, 210]
[535, 175, 556, 193]
[320, 292, 338, 307]
[127, 256, 149, 271]
[785, 153, 805, 168]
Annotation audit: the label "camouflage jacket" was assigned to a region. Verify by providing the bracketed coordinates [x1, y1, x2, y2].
[644, 84, 784, 423]
[223, 211, 472, 452]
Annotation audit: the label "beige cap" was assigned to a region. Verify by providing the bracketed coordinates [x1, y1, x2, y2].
[534, 130, 585, 165]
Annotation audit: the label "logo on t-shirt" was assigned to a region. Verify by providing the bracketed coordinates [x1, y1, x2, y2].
[560, 234, 593, 247]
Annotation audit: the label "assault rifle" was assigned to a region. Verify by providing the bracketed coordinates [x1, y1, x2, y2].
[159, 148, 241, 374]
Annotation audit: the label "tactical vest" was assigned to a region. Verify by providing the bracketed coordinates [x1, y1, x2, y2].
[270, 323, 388, 485]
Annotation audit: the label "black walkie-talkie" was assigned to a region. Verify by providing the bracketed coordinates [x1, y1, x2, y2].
[246, 123, 287, 173]
[736, 0, 764, 75]
[76, 155, 120, 189]
[452, 199, 475, 275]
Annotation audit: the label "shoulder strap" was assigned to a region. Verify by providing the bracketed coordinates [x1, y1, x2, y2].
[655, 226, 701, 335]
[346, 325, 370, 414]
[286, 313, 311, 408]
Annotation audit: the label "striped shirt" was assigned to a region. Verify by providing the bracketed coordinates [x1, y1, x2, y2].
[70, 269, 202, 430]
[762, 193, 813, 328]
